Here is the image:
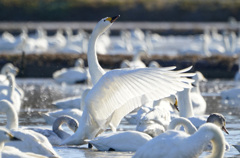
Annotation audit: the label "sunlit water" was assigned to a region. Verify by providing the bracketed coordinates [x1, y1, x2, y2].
[1, 78, 240, 157]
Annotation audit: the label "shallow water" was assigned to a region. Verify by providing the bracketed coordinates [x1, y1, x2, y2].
[1, 78, 240, 157]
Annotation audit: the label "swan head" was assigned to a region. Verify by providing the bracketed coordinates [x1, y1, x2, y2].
[67, 117, 79, 132]
[94, 15, 120, 36]
[207, 113, 229, 134]
[164, 95, 179, 112]
[0, 128, 21, 144]
[74, 58, 85, 67]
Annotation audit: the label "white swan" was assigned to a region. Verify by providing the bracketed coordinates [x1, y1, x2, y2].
[52, 88, 91, 109]
[169, 115, 229, 151]
[191, 71, 207, 115]
[133, 123, 225, 158]
[87, 130, 152, 151]
[61, 15, 194, 145]
[0, 99, 59, 157]
[29, 115, 78, 145]
[40, 108, 83, 125]
[53, 58, 89, 84]
[136, 95, 178, 137]
[0, 73, 22, 113]
[120, 50, 147, 69]
[0, 127, 48, 158]
[0, 63, 19, 83]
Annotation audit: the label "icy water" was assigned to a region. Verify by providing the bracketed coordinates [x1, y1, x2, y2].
[1, 78, 240, 158]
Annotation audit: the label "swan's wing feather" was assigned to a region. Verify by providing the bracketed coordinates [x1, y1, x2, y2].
[85, 67, 194, 128]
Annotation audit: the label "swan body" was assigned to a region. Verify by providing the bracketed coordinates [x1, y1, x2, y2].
[40, 108, 83, 125]
[220, 86, 240, 106]
[191, 71, 207, 115]
[0, 99, 59, 157]
[52, 88, 90, 110]
[120, 50, 147, 69]
[0, 127, 48, 158]
[0, 73, 22, 113]
[53, 58, 89, 84]
[87, 131, 152, 151]
[133, 123, 225, 158]
[61, 15, 194, 146]
[29, 115, 78, 145]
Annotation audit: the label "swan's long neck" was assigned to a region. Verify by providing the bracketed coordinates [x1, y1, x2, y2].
[188, 124, 225, 158]
[52, 116, 71, 139]
[168, 117, 197, 135]
[61, 108, 103, 145]
[87, 29, 105, 85]
[1, 100, 18, 130]
[178, 87, 194, 118]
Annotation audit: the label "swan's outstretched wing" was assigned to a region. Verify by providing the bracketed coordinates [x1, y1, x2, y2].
[85, 66, 194, 128]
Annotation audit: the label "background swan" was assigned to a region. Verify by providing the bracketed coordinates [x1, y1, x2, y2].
[40, 108, 83, 125]
[120, 49, 147, 68]
[52, 88, 90, 110]
[0, 127, 48, 158]
[0, 73, 22, 113]
[29, 115, 78, 145]
[191, 71, 207, 115]
[87, 130, 152, 151]
[61, 15, 194, 145]
[53, 58, 89, 84]
[0, 99, 59, 157]
[133, 123, 225, 158]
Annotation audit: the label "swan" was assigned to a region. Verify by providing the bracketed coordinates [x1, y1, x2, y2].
[169, 115, 229, 151]
[148, 61, 161, 68]
[29, 115, 78, 145]
[0, 127, 48, 158]
[52, 88, 91, 109]
[136, 95, 178, 137]
[0, 73, 22, 113]
[120, 50, 147, 69]
[40, 108, 83, 125]
[0, 99, 59, 157]
[61, 15, 194, 145]
[133, 123, 225, 158]
[53, 58, 89, 84]
[87, 130, 152, 151]
[191, 71, 207, 115]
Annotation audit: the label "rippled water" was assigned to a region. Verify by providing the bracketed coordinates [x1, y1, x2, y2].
[1, 78, 240, 157]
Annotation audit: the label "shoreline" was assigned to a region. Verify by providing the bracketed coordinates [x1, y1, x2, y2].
[0, 53, 238, 79]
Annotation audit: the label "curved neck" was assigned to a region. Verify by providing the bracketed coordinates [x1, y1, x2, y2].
[1, 100, 18, 130]
[168, 117, 197, 135]
[87, 29, 105, 85]
[52, 116, 72, 139]
[189, 124, 225, 158]
[178, 88, 194, 118]
[8, 75, 15, 99]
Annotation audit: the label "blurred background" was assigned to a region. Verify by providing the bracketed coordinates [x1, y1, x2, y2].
[0, 0, 240, 79]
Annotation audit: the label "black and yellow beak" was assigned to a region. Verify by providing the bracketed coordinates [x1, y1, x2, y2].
[173, 99, 179, 112]
[106, 15, 120, 23]
[9, 134, 21, 141]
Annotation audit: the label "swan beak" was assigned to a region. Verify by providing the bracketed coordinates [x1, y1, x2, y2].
[173, 99, 179, 112]
[222, 126, 229, 134]
[9, 134, 21, 141]
[110, 15, 120, 23]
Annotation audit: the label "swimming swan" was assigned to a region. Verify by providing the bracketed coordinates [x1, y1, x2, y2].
[29, 115, 78, 145]
[61, 15, 194, 145]
[0, 99, 59, 157]
[133, 123, 225, 158]
[0, 127, 48, 158]
[87, 130, 152, 151]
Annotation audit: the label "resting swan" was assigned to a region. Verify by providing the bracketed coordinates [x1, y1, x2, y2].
[0, 99, 59, 157]
[133, 123, 225, 158]
[0, 127, 48, 158]
[61, 15, 194, 145]
[29, 115, 78, 145]
[87, 130, 152, 151]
